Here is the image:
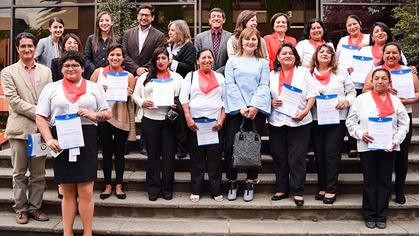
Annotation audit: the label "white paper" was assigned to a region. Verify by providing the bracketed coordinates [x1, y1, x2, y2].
[390, 69, 415, 99]
[367, 117, 393, 150]
[105, 71, 128, 102]
[27, 133, 50, 157]
[68, 148, 79, 162]
[275, 83, 302, 117]
[195, 119, 219, 146]
[55, 113, 85, 150]
[316, 94, 340, 125]
[350, 55, 374, 84]
[339, 45, 359, 69]
[152, 78, 174, 107]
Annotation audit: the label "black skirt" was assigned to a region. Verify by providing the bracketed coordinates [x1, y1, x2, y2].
[52, 125, 98, 184]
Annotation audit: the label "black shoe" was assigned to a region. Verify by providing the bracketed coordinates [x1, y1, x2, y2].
[116, 192, 127, 199]
[395, 194, 406, 204]
[323, 196, 336, 204]
[271, 193, 289, 201]
[315, 193, 325, 201]
[294, 197, 304, 207]
[376, 222, 386, 229]
[348, 150, 358, 158]
[100, 191, 112, 200]
[365, 221, 376, 229]
[163, 194, 173, 200]
[148, 195, 158, 201]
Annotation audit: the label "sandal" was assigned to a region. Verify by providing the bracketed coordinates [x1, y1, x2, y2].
[190, 194, 200, 203]
[214, 195, 224, 202]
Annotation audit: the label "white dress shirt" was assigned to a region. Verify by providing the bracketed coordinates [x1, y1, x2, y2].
[296, 40, 335, 66]
[138, 25, 151, 55]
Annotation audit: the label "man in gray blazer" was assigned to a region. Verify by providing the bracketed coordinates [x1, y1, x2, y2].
[195, 8, 232, 75]
[122, 3, 164, 77]
[1, 32, 52, 224]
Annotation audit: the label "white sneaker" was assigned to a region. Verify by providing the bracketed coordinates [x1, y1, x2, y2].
[243, 180, 254, 202]
[227, 180, 238, 201]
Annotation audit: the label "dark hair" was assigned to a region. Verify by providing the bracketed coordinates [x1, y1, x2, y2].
[369, 22, 394, 46]
[61, 33, 82, 54]
[60, 50, 85, 69]
[209, 8, 226, 19]
[346, 15, 362, 26]
[93, 11, 117, 53]
[371, 67, 391, 83]
[15, 32, 38, 47]
[378, 42, 404, 66]
[196, 48, 214, 68]
[302, 19, 330, 42]
[144, 47, 170, 85]
[270, 13, 291, 33]
[233, 10, 257, 38]
[137, 3, 155, 16]
[273, 43, 301, 71]
[107, 43, 124, 57]
[48, 17, 64, 28]
[310, 44, 338, 74]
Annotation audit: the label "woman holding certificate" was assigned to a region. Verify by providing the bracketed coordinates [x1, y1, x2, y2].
[269, 43, 317, 206]
[310, 44, 356, 204]
[132, 47, 183, 201]
[180, 49, 225, 202]
[362, 42, 419, 205]
[36, 51, 111, 236]
[90, 43, 136, 200]
[224, 28, 270, 202]
[296, 19, 334, 67]
[346, 68, 409, 229]
[263, 12, 297, 70]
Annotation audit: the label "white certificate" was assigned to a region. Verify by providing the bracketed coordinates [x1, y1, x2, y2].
[105, 71, 128, 102]
[152, 78, 174, 107]
[195, 119, 219, 146]
[55, 113, 85, 150]
[28, 133, 50, 157]
[339, 44, 359, 69]
[350, 55, 374, 84]
[390, 69, 415, 99]
[368, 117, 393, 150]
[275, 83, 302, 117]
[316, 94, 340, 125]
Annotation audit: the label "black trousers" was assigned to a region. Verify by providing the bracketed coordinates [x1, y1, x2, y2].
[188, 127, 224, 196]
[348, 89, 363, 151]
[142, 117, 177, 198]
[270, 123, 311, 196]
[395, 113, 412, 196]
[313, 121, 346, 194]
[224, 113, 266, 180]
[98, 122, 128, 185]
[360, 151, 395, 222]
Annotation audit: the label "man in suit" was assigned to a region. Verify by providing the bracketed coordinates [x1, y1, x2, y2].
[195, 8, 232, 75]
[1, 32, 52, 224]
[122, 3, 164, 77]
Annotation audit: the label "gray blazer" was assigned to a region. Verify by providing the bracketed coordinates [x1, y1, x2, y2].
[34, 36, 59, 68]
[195, 29, 231, 75]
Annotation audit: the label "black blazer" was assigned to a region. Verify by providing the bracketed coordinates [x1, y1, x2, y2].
[51, 57, 94, 81]
[170, 41, 196, 78]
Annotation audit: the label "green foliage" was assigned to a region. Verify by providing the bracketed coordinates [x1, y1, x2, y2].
[266, 0, 289, 24]
[97, 0, 137, 37]
[391, 3, 419, 67]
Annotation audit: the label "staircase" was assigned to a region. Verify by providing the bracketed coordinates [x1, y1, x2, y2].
[0, 119, 419, 235]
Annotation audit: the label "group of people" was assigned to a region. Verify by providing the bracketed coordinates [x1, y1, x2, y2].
[1, 3, 418, 235]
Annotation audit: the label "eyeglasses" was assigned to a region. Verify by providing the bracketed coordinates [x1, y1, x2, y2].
[62, 63, 81, 69]
[139, 13, 152, 18]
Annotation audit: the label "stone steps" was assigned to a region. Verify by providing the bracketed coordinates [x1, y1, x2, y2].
[1, 213, 418, 236]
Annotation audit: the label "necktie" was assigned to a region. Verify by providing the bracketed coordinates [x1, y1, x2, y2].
[213, 31, 220, 58]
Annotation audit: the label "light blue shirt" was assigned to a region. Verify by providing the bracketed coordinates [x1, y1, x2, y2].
[224, 56, 271, 115]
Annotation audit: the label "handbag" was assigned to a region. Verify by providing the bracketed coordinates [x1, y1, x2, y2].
[232, 118, 262, 168]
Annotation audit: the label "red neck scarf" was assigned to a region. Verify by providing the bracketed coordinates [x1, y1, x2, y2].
[309, 39, 325, 50]
[156, 70, 171, 79]
[348, 33, 364, 46]
[278, 67, 294, 94]
[102, 65, 124, 77]
[371, 45, 383, 66]
[198, 69, 219, 94]
[382, 63, 402, 71]
[314, 69, 332, 85]
[62, 78, 87, 103]
[371, 90, 395, 118]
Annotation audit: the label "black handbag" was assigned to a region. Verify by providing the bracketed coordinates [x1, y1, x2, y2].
[232, 118, 262, 169]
